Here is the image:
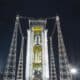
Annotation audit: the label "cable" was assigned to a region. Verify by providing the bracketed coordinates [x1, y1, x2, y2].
[50, 22, 57, 38]
[18, 22, 23, 37]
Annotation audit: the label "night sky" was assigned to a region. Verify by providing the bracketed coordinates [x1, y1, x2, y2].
[0, 0, 80, 79]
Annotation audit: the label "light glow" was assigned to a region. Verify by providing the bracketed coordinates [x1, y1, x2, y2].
[70, 68, 78, 74]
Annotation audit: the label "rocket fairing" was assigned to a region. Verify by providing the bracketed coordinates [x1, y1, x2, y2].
[26, 19, 49, 80]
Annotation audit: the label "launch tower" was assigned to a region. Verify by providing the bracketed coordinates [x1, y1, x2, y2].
[3, 16, 72, 80]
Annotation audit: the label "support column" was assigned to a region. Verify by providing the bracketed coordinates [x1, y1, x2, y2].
[3, 15, 19, 80]
[16, 36, 24, 80]
[42, 30, 49, 80]
[49, 37, 57, 80]
[26, 30, 31, 80]
[56, 16, 72, 80]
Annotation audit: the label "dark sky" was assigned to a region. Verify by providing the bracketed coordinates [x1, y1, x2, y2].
[0, 0, 80, 79]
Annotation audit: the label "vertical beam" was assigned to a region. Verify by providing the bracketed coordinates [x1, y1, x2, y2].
[3, 15, 19, 80]
[42, 30, 49, 80]
[25, 30, 31, 80]
[16, 36, 24, 80]
[44, 30, 49, 80]
[56, 16, 72, 80]
[49, 37, 57, 80]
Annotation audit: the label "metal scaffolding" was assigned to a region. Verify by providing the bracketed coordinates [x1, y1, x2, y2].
[49, 37, 57, 80]
[16, 36, 24, 80]
[3, 15, 72, 80]
[56, 16, 72, 80]
[3, 16, 19, 80]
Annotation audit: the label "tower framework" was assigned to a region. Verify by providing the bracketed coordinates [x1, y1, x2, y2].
[3, 15, 72, 80]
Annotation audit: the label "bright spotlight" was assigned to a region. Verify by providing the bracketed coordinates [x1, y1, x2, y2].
[70, 68, 78, 74]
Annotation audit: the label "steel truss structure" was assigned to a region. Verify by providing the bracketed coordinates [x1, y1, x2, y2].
[3, 15, 72, 80]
